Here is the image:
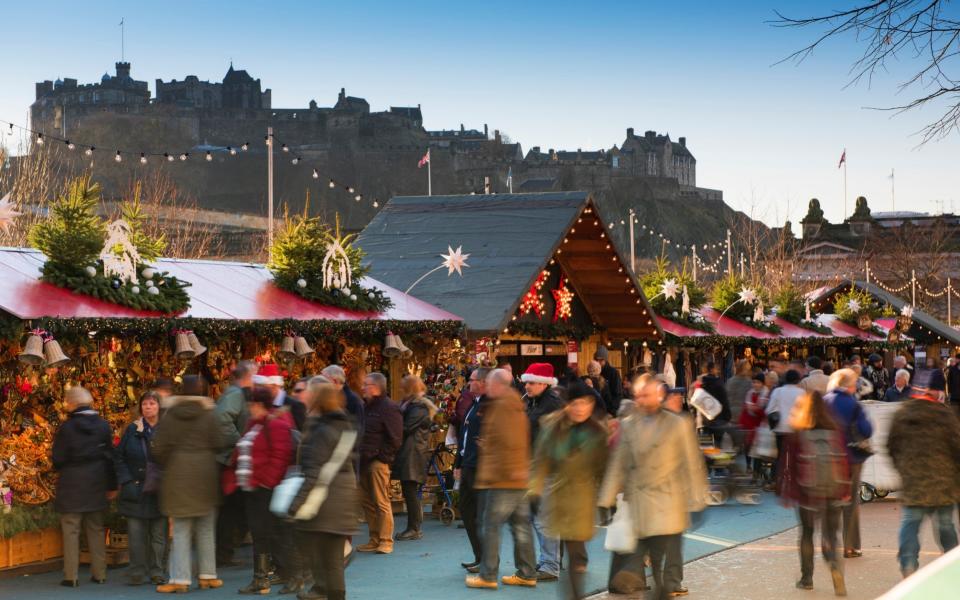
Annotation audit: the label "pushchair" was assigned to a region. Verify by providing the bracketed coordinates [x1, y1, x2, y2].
[699, 434, 762, 506]
[418, 440, 458, 525]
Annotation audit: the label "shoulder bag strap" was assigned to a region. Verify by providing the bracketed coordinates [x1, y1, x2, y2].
[293, 429, 357, 520]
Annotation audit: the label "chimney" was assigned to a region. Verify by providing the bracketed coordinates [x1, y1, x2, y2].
[532, 146, 541, 154]
[645, 130, 655, 140]
[460, 123, 465, 133]
[550, 149, 557, 160]
[484, 123, 488, 138]
[626, 127, 634, 138]
[679, 137, 686, 147]
[36, 81, 53, 99]
[494, 129, 501, 143]
[339, 87, 345, 100]
[115, 62, 131, 79]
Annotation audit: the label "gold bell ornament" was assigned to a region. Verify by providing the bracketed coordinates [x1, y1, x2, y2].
[187, 331, 207, 357]
[43, 336, 70, 368]
[382, 333, 402, 358]
[395, 335, 413, 359]
[18, 332, 46, 366]
[277, 335, 297, 361]
[294, 336, 315, 358]
[174, 331, 196, 360]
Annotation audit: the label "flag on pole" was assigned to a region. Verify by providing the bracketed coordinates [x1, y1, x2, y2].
[418, 149, 430, 168]
[837, 149, 846, 168]
[888, 168, 895, 180]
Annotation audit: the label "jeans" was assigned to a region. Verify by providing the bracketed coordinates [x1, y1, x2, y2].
[216, 482, 246, 562]
[480, 489, 537, 582]
[359, 460, 394, 550]
[244, 488, 297, 579]
[299, 530, 346, 600]
[459, 467, 483, 563]
[60, 511, 106, 582]
[641, 534, 683, 600]
[401, 480, 422, 532]
[799, 505, 840, 580]
[898, 505, 959, 572]
[531, 503, 560, 576]
[843, 463, 863, 551]
[168, 512, 217, 585]
[127, 516, 167, 581]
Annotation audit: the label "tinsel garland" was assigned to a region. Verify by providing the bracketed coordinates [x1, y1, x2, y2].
[665, 332, 904, 349]
[40, 261, 191, 314]
[507, 319, 599, 341]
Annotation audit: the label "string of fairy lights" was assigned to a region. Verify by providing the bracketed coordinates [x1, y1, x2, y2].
[1, 118, 384, 209]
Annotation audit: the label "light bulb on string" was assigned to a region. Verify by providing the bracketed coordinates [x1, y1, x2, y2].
[165, 153, 174, 162]
[263, 136, 270, 146]
[228, 146, 236, 156]
[180, 153, 188, 161]
[85, 146, 95, 156]
[373, 200, 379, 208]
[291, 157, 300, 165]
[241, 142, 249, 151]
[65, 140, 75, 150]
[281, 144, 289, 153]
[347, 187, 355, 194]
[328, 179, 335, 189]
[36, 133, 44, 145]
[312, 169, 319, 179]
[139, 153, 147, 164]
[354, 194, 362, 202]
[114, 150, 122, 163]
[205, 151, 213, 161]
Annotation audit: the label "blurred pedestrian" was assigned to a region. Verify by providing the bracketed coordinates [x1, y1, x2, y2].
[700, 362, 732, 446]
[214, 360, 255, 567]
[824, 368, 874, 559]
[530, 381, 609, 599]
[594, 345, 623, 412]
[393, 374, 438, 541]
[290, 377, 360, 600]
[766, 369, 804, 467]
[598, 375, 707, 600]
[865, 354, 890, 400]
[152, 376, 225, 593]
[725, 359, 752, 423]
[465, 369, 537, 590]
[255, 363, 306, 431]
[800, 356, 829, 395]
[883, 370, 912, 402]
[585, 360, 615, 416]
[887, 391, 960, 578]
[114, 390, 166, 585]
[52, 386, 118, 588]
[356, 372, 402, 554]
[454, 367, 489, 573]
[321, 365, 365, 436]
[776, 391, 850, 595]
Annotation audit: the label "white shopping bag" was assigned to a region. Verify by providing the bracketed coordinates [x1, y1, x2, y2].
[603, 495, 637, 554]
[749, 423, 777, 461]
[689, 387, 722, 421]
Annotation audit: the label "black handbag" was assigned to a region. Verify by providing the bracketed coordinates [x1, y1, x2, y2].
[140, 438, 163, 494]
[846, 404, 873, 460]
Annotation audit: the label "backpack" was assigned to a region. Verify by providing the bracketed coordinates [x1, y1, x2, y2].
[796, 429, 849, 500]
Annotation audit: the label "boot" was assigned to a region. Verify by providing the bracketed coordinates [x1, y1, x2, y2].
[278, 574, 304, 595]
[238, 554, 271, 595]
[829, 562, 847, 597]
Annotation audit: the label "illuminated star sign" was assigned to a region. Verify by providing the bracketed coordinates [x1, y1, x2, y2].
[738, 287, 758, 305]
[441, 245, 470, 276]
[0, 193, 21, 235]
[552, 276, 574, 323]
[847, 298, 861, 313]
[661, 278, 680, 300]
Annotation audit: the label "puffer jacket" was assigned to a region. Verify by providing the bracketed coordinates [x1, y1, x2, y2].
[52, 407, 118, 514]
[888, 399, 960, 506]
[393, 396, 438, 483]
[114, 418, 162, 519]
[152, 395, 224, 518]
[290, 411, 361, 536]
[223, 408, 295, 492]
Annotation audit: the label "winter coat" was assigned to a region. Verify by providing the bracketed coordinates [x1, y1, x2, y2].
[587, 375, 616, 417]
[358, 395, 403, 468]
[598, 409, 707, 538]
[454, 396, 484, 470]
[776, 429, 851, 508]
[824, 390, 874, 465]
[700, 375, 731, 423]
[865, 365, 890, 400]
[524, 387, 564, 445]
[223, 409, 295, 492]
[887, 400, 960, 506]
[530, 412, 608, 541]
[344, 386, 365, 438]
[290, 411, 361, 536]
[214, 384, 249, 465]
[452, 390, 477, 442]
[393, 395, 438, 483]
[947, 364, 960, 401]
[152, 395, 224, 518]
[883, 385, 912, 402]
[725, 375, 752, 423]
[52, 408, 118, 514]
[800, 370, 830, 395]
[476, 388, 530, 490]
[600, 363, 623, 410]
[738, 389, 767, 450]
[114, 418, 163, 519]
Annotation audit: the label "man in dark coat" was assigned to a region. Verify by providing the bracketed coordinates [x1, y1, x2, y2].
[52, 386, 118, 587]
[947, 353, 960, 412]
[887, 396, 960, 577]
[454, 368, 489, 572]
[356, 372, 403, 554]
[214, 360, 255, 567]
[520, 363, 564, 581]
[321, 365, 365, 438]
[594, 346, 623, 412]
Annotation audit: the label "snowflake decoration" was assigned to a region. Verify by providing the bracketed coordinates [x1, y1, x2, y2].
[99, 219, 141, 284]
[441, 245, 470, 276]
[900, 304, 914, 318]
[0, 193, 21, 235]
[738, 287, 758, 305]
[519, 270, 548, 317]
[552, 276, 575, 323]
[661, 278, 680, 300]
[847, 298, 861, 313]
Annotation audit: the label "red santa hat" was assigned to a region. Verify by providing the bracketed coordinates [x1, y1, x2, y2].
[520, 362, 557, 386]
[254, 363, 284, 386]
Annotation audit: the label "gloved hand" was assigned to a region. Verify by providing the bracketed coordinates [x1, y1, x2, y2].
[598, 506, 614, 526]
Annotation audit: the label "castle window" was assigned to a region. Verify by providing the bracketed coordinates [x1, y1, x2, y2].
[612, 156, 619, 169]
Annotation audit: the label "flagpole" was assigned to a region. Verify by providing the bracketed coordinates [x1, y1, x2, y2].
[891, 168, 895, 211]
[427, 152, 432, 196]
[843, 156, 848, 219]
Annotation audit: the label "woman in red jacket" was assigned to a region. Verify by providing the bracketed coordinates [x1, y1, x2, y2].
[230, 386, 295, 595]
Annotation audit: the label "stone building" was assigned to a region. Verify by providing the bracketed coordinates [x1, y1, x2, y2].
[155, 64, 271, 109]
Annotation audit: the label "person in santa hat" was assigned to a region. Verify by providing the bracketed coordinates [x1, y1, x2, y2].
[255, 363, 306, 431]
[520, 363, 564, 582]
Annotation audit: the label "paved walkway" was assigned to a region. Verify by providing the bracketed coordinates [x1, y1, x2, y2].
[0, 493, 795, 599]
[592, 500, 949, 600]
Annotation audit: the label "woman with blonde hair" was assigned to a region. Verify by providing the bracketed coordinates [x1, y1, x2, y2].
[288, 376, 359, 600]
[392, 374, 439, 541]
[777, 391, 850, 595]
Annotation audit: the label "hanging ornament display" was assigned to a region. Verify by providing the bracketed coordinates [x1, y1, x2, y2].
[0, 192, 21, 235]
[552, 276, 575, 323]
[321, 226, 352, 291]
[519, 270, 548, 317]
[99, 220, 142, 284]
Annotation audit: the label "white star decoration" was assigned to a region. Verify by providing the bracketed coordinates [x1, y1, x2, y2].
[0, 193, 21, 235]
[738, 287, 758, 305]
[440, 245, 470, 276]
[661, 278, 680, 300]
[847, 298, 861, 313]
[901, 305, 914, 318]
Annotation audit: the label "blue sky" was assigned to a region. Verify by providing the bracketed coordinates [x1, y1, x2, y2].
[3, 0, 958, 226]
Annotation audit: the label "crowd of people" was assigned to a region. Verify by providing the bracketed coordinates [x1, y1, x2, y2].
[45, 348, 960, 599]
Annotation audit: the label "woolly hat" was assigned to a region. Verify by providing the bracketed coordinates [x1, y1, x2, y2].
[254, 363, 284, 386]
[565, 380, 596, 404]
[521, 362, 558, 386]
[594, 345, 609, 361]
